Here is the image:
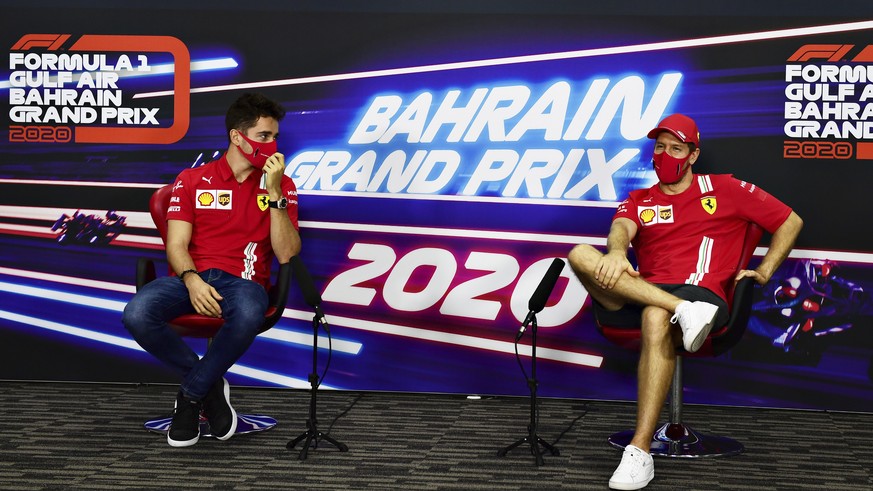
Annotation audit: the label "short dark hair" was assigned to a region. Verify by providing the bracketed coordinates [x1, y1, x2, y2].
[225, 93, 286, 141]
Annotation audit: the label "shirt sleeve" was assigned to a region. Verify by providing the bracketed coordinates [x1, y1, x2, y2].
[613, 192, 641, 227]
[281, 176, 300, 230]
[729, 176, 792, 233]
[166, 172, 194, 223]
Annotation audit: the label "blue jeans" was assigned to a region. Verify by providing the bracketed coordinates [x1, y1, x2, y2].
[122, 269, 268, 400]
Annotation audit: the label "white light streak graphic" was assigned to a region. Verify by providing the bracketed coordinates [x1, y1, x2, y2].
[0, 309, 320, 388]
[0, 309, 143, 350]
[0, 281, 128, 311]
[296, 189, 622, 208]
[0, 179, 162, 188]
[132, 20, 873, 98]
[0, 205, 153, 228]
[0, 267, 137, 294]
[300, 220, 607, 247]
[0, 277, 362, 355]
[283, 309, 604, 368]
[0, 57, 238, 90]
[257, 316, 363, 355]
[1, 268, 602, 368]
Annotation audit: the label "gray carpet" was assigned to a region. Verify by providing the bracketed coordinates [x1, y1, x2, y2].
[0, 381, 870, 490]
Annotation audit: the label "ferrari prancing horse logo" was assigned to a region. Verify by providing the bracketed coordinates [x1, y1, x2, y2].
[701, 196, 717, 215]
[257, 194, 270, 211]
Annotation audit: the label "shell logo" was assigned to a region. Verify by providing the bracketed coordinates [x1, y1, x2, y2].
[198, 192, 215, 207]
[640, 208, 656, 224]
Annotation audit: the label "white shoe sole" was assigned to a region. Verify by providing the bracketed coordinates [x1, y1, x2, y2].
[683, 304, 719, 353]
[167, 432, 200, 447]
[212, 378, 238, 441]
[685, 320, 715, 352]
[609, 475, 653, 490]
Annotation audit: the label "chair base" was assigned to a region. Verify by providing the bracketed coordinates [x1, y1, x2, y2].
[608, 422, 744, 458]
[144, 414, 277, 437]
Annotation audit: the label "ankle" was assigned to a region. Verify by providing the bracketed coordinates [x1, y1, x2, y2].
[674, 300, 691, 313]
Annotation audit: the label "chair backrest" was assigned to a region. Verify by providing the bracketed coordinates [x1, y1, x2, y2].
[149, 184, 173, 244]
[726, 222, 764, 309]
[705, 222, 764, 356]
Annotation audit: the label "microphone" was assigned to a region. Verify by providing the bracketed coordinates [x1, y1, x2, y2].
[291, 255, 329, 331]
[517, 258, 565, 341]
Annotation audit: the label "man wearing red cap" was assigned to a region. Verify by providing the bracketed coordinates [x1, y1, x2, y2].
[568, 113, 803, 489]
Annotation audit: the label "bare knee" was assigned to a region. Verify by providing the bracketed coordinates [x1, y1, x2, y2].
[568, 244, 602, 277]
[640, 306, 679, 347]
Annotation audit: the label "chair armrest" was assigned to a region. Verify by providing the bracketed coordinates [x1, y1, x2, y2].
[710, 276, 757, 355]
[264, 261, 292, 329]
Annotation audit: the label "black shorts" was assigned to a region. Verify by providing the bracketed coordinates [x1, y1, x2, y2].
[592, 284, 729, 328]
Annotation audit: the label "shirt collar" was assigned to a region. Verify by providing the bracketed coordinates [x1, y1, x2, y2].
[215, 153, 263, 185]
[215, 153, 235, 183]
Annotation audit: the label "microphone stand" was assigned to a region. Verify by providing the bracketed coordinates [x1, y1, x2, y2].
[497, 312, 559, 466]
[286, 305, 348, 460]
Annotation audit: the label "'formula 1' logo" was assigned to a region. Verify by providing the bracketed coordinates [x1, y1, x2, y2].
[783, 43, 873, 160]
[787, 44, 873, 62]
[8, 33, 190, 144]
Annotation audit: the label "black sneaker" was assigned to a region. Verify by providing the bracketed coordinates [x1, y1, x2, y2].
[167, 392, 201, 447]
[202, 377, 237, 440]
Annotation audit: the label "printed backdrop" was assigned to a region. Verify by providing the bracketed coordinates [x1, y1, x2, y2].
[1, 1, 871, 412]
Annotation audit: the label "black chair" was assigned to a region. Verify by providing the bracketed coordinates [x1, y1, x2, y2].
[138, 184, 291, 436]
[595, 222, 764, 457]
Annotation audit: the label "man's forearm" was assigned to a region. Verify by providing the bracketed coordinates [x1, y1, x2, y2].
[166, 243, 197, 277]
[606, 220, 632, 256]
[757, 211, 803, 282]
[269, 210, 301, 264]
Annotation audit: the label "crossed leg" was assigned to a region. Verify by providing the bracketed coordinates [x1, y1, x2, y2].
[568, 244, 684, 447]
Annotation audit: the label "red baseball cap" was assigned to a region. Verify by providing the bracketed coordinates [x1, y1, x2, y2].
[646, 113, 700, 147]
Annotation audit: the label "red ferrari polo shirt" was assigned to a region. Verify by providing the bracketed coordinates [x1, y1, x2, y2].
[613, 174, 791, 303]
[166, 154, 299, 287]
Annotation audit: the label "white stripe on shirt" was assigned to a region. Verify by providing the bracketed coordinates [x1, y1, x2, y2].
[686, 235, 713, 285]
[242, 242, 258, 280]
[697, 175, 713, 194]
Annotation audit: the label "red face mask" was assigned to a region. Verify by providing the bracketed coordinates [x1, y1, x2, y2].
[652, 151, 689, 185]
[236, 130, 277, 170]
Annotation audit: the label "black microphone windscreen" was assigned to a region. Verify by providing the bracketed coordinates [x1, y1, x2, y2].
[291, 255, 322, 307]
[527, 258, 565, 313]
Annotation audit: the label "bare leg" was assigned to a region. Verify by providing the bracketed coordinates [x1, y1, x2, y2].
[568, 244, 685, 314]
[568, 244, 684, 450]
[630, 306, 682, 450]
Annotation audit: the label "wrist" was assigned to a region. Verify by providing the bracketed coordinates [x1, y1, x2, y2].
[179, 269, 198, 281]
[268, 197, 288, 209]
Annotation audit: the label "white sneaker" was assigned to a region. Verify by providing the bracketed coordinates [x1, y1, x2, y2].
[609, 444, 654, 490]
[671, 301, 719, 353]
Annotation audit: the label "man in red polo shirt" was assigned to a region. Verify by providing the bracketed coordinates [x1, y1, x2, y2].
[123, 93, 301, 447]
[568, 114, 803, 489]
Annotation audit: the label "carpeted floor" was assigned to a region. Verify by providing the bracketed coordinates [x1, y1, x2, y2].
[0, 381, 870, 490]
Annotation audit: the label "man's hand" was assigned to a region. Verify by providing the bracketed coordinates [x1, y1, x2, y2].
[184, 275, 223, 318]
[594, 251, 639, 289]
[263, 152, 285, 198]
[735, 268, 769, 286]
